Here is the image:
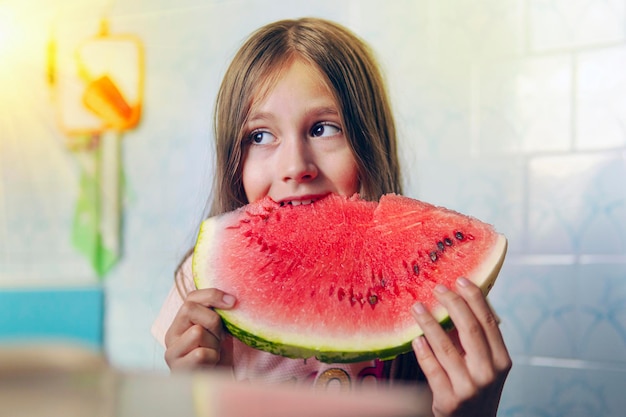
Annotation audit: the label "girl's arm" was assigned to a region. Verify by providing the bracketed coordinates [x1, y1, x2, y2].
[410, 277, 511, 417]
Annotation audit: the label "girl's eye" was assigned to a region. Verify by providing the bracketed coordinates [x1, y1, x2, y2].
[249, 130, 275, 145]
[311, 123, 341, 138]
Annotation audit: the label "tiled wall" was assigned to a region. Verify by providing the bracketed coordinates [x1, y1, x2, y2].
[1, 0, 624, 415]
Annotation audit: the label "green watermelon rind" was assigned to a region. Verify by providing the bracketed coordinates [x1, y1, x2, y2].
[192, 202, 508, 364]
[219, 311, 456, 363]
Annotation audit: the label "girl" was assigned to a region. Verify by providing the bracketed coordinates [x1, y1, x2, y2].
[152, 17, 511, 417]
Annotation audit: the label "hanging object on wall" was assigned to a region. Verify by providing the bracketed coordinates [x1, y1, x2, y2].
[48, 18, 144, 278]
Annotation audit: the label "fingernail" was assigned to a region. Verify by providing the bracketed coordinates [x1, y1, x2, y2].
[456, 277, 470, 287]
[222, 294, 236, 306]
[412, 302, 426, 315]
[413, 336, 427, 354]
[434, 284, 448, 294]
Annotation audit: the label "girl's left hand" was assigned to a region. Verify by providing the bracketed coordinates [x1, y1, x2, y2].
[411, 277, 512, 417]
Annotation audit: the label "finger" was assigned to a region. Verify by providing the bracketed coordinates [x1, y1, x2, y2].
[165, 301, 223, 347]
[411, 301, 470, 387]
[169, 346, 221, 370]
[447, 328, 465, 356]
[455, 277, 512, 374]
[165, 324, 222, 368]
[165, 289, 235, 347]
[187, 288, 237, 310]
[433, 282, 496, 388]
[182, 322, 223, 352]
[434, 283, 492, 355]
[412, 335, 452, 395]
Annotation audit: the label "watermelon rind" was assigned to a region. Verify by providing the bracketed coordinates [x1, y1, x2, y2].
[220, 311, 456, 363]
[192, 206, 508, 364]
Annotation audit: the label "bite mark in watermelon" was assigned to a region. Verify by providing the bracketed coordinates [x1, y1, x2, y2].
[192, 193, 507, 363]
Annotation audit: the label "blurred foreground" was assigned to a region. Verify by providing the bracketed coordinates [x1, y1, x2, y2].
[0, 343, 433, 417]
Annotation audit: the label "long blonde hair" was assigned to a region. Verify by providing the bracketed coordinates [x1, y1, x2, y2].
[209, 17, 402, 216]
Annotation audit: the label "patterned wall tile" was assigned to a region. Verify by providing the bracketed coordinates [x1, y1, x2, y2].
[491, 262, 580, 358]
[397, 73, 473, 162]
[528, 152, 626, 255]
[576, 263, 626, 363]
[500, 363, 626, 417]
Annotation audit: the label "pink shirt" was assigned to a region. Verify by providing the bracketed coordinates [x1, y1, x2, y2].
[151, 255, 403, 389]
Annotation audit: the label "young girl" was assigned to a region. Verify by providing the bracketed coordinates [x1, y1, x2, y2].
[152, 17, 511, 417]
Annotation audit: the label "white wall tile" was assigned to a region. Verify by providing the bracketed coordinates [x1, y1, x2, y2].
[479, 54, 572, 154]
[433, 0, 525, 62]
[529, 0, 626, 52]
[577, 45, 626, 150]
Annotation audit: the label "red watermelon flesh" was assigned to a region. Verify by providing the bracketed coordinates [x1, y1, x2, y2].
[192, 193, 507, 363]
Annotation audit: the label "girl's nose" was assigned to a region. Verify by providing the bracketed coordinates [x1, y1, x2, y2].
[278, 137, 318, 183]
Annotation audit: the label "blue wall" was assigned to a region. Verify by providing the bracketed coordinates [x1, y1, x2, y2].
[0, 287, 103, 349]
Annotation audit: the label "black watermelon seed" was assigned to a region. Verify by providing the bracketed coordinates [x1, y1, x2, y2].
[455, 231, 464, 241]
[368, 295, 378, 305]
[413, 264, 419, 275]
[437, 241, 445, 251]
[430, 251, 438, 262]
[444, 237, 453, 246]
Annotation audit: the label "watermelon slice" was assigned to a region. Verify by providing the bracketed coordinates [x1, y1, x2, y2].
[192, 193, 507, 363]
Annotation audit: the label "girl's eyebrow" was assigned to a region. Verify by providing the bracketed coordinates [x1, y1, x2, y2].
[248, 105, 340, 123]
[247, 111, 275, 124]
[307, 106, 340, 117]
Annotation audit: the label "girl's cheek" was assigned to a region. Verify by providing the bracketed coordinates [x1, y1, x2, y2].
[334, 154, 360, 195]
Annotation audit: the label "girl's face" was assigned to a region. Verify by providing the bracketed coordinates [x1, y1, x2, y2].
[241, 59, 360, 206]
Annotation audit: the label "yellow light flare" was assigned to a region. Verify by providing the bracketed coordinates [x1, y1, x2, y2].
[0, 1, 50, 91]
[0, 5, 19, 64]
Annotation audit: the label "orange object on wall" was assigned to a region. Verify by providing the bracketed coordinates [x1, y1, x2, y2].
[82, 74, 140, 131]
[51, 18, 144, 138]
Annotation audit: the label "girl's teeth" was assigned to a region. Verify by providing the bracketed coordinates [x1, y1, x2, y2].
[284, 199, 314, 206]
[290, 199, 313, 206]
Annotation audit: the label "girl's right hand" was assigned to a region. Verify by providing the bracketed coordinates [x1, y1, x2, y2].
[164, 288, 236, 370]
